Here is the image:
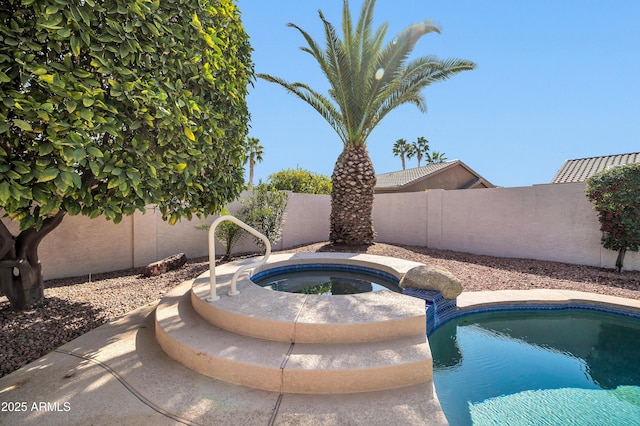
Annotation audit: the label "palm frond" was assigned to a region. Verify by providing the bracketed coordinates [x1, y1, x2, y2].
[367, 21, 442, 100]
[258, 0, 476, 149]
[371, 55, 476, 118]
[287, 23, 332, 86]
[404, 56, 477, 84]
[341, 1, 354, 60]
[355, 21, 447, 143]
[354, 0, 378, 71]
[257, 73, 348, 143]
[317, 12, 353, 132]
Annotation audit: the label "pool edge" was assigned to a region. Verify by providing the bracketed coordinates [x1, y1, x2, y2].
[426, 289, 640, 335]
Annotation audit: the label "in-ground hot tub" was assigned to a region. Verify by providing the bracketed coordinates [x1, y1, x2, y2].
[251, 263, 402, 295]
[188, 252, 427, 344]
[161, 252, 436, 397]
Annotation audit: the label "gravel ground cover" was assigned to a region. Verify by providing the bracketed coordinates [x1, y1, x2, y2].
[2, 242, 639, 378]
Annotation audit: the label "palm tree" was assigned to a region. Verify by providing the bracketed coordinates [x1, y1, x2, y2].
[426, 151, 448, 164]
[410, 136, 429, 167]
[246, 137, 264, 188]
[258, 0, 475, 245]
[392, 138, 412, 170]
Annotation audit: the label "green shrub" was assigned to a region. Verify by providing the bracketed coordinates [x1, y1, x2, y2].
[585, 163, 640, 272]
[268, 168, 332, 194]
[198, 208, 246, 260]
[239, 184, 288, 251]
[215, 222, 245, 260]
[198, 186, 289, 257]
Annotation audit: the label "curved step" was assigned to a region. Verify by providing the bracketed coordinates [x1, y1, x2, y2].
[283, 336, 432, 394]
[191, 253, 427, 343]
[155, 279, 289, 392]
[156, 279, 433, 393]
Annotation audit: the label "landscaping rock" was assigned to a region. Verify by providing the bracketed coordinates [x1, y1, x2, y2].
[143, 253, 188, 277]
[399, 265, 463, 299]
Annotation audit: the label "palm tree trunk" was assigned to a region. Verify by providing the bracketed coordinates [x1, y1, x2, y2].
[249, 157, 255, 188]
[330, 146, 376, 245]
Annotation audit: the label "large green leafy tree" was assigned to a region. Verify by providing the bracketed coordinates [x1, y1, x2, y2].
[0, 0, 253, 309]
[585, 163, 640, 272]
[259, 0, 475, 245]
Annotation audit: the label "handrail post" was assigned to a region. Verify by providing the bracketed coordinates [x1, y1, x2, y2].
[207, 215, 271, 302]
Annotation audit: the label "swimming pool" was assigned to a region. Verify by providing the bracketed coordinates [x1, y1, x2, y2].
[251, 264, 401, 295]
[429, 308, 640, 426]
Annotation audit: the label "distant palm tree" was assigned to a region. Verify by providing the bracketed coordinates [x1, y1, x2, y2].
[426, 150, 448, 164]
[392, 138, 412, 170]
[258, 0, 475, 245]
[411, 136, 430, 167]
[246, 137, 263, 188]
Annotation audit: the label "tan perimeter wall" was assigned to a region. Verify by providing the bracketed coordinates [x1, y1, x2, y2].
[373, 182, 639, 271]
[427, 183, 640, 269]
[1, 182, 638, 280]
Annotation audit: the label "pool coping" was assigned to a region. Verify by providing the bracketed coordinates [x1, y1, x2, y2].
[457, 289, 640, 316]
[423, 289, 640, 335]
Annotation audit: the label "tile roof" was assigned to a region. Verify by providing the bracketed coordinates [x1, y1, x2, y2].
[375, 161, 458, 189]
[551, 152, 640, 183]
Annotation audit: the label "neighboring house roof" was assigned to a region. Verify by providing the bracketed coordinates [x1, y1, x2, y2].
[375, 160, 494, 191]
[376, 161, 452, 189]
[551, 152, 640, 184]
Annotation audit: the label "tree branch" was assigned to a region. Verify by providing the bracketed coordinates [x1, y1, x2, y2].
[0, 219, 16, 260]
[0, 258, 23, 268]
[16, 210, 66, 262]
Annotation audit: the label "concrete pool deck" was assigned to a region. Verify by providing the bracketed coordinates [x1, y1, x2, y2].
[0, 300, 447, 425]
[1, 255, 639, 425]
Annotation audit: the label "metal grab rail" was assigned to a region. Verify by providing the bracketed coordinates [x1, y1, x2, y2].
[207, 215, 271, 301]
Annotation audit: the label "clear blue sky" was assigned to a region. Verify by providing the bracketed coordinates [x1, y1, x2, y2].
[238, 0, 639, 188]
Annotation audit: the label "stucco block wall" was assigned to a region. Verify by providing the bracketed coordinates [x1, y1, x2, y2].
[152, 195, 255, 260]
[153, 191, 331, 259]
[432, 183, 602, 265]
[2, 182, 639, 281]
[47, 214, 134, 279]
[132, 209, 158, 267]
[155, 212, 214, 260]
[373, 192, 428, 246]
[280, 192, 331, 249]
[372, 183, 640, 270]
[38, 214, 132, 280]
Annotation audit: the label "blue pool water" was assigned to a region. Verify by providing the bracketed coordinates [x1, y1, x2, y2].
[251, 264, 401, 295]
[429, 309, 640, 425]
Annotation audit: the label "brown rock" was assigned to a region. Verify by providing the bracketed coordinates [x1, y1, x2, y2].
[399, 265, 463, 299]
[143, 253, 188, 277]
